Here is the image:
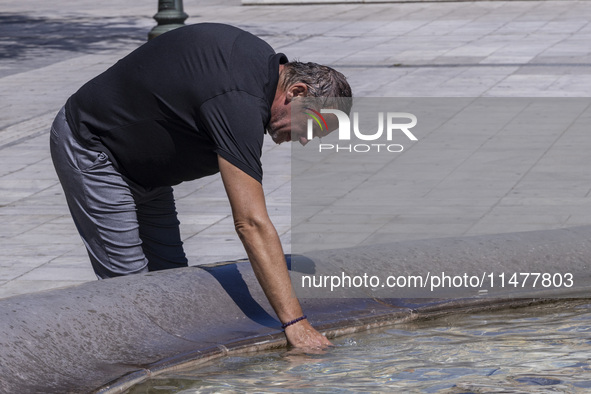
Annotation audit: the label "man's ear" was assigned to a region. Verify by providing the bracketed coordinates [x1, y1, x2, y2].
[287, 83, 308, 101]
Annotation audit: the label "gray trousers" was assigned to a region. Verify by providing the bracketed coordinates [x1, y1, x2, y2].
[50, 107, 188, 278]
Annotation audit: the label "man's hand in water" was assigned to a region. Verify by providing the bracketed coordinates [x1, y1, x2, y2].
[284, 319, 333, 349]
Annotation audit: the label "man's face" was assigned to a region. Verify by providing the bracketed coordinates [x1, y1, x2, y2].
[287, 103, 338, 145]
[267, 84, 337, 146]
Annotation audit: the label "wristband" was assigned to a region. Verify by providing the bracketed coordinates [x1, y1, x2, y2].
[281, 315, 307, 329]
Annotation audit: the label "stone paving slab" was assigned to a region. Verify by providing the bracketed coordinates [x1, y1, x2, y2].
[0, 0, 590, 299]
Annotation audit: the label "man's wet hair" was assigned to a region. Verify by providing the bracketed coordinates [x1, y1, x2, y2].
[280, 61, 353, 115]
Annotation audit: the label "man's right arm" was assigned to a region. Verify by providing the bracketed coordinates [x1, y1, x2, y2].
[217, 155, 332, 349]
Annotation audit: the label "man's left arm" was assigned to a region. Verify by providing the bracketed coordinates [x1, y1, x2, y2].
[217, 155, 332, 349]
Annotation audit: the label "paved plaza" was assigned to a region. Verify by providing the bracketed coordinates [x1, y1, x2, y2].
[0, 0, 590, 299]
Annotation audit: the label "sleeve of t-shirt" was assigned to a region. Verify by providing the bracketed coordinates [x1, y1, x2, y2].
[198, 90, 268, 183]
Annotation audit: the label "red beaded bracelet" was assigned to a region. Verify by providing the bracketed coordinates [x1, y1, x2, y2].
[281, 315, 307, 329]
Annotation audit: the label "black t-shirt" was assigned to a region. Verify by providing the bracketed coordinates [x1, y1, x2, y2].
[65, 23, 287, 186]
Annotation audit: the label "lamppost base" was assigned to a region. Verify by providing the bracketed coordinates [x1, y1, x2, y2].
[148, 0, 189, 40]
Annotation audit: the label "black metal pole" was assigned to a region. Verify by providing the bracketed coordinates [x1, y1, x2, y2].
[148, 0, 189, 40]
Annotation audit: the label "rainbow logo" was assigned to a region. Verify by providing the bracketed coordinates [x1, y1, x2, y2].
[304, 108, 328, 140]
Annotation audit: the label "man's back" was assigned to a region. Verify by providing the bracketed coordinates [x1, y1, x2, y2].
[66, 23, 286, 186]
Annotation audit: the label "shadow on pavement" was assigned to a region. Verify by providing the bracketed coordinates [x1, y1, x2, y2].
[0, 13, 148, 64]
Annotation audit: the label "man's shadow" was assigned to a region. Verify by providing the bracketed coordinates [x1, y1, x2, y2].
[200, 254, 316, 329]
